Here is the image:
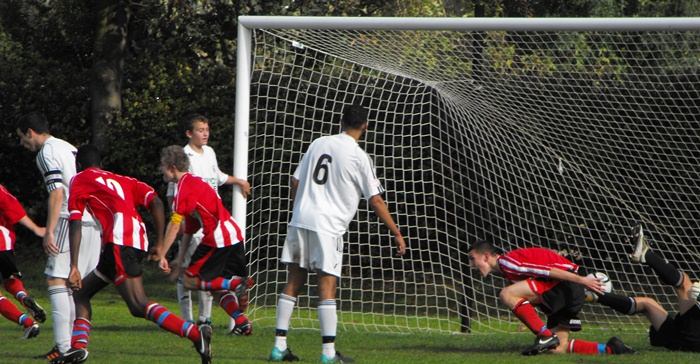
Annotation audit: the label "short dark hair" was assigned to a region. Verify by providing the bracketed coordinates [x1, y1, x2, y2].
[341, 104, 368, 129]
[468, 239, 501, 255]
[18, 112, 50, 134]
[181, 113, 209, 133]
[161, 145, 190, 172]
[76, 144, 102, 169]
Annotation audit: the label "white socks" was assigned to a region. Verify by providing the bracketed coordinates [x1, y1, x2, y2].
[274, 294, 297, 351]
[48, 285, 72, 353]
[319, 299, 337, 358]
[176, 279, 193, 322]
[198, 290, 213, 323]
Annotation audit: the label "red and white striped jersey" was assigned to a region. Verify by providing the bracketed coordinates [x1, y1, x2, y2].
[497, 247, 578, 282]
[68, 167, 155, 251]
[173, 173, 243, 248]
[0, 184, 27, 251]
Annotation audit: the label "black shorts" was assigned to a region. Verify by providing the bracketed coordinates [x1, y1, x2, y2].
[540, 280, 585, 331]
[95, 243, 146, 286]
[649, 304, 700, 352]
[186, 243, 247, 281]
[0, 250, 21, 280]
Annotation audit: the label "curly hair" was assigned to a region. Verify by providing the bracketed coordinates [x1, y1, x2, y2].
[160, 145, 190, 172]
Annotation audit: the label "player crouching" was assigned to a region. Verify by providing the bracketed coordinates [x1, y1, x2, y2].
[468, 240, 634, 356]
[155, 146, 253, 337]
[0, 184, 46, 339]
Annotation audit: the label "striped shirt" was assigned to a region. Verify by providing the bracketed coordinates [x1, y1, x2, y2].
[497, 247, 579, 282]
[68, 168, 155, 251]
[290, 133, 385, 236]
[173, 173, 243, 248]
[0, 184, 27, 251]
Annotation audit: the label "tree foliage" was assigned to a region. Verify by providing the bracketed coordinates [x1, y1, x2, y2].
[1, 0, 699, 238]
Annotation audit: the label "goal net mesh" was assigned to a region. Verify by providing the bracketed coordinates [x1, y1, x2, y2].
[243, 24, 700, 333]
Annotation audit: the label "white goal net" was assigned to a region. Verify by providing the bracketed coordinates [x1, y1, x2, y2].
[238, 18, 700, 333]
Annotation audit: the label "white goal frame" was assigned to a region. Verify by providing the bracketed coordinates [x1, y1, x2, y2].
[231, 16, 700, 333]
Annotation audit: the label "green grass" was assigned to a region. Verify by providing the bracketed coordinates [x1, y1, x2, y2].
[2, 257, 699, 363]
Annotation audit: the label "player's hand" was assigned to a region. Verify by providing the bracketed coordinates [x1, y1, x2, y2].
[43, 232, 59, 256]
[166, 260, 183, 282]
[581, 275, 605, 294]
[34, 226, 46, 238]
[394, 235, 406, 256]
[68, 266, 82, 291]
[237, 179, 251, 199]
[159, 257, 171, 274]
[147, 246, 161, 262]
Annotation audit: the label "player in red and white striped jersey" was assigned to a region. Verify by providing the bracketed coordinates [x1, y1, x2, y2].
[468, 240, 633, 356]
[156, 145, 252, 337]
[52, 145, 212, 364]
[0, 184, 45, 339]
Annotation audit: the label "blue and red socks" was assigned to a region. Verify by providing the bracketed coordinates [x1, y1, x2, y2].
[146, 302, 201, 343]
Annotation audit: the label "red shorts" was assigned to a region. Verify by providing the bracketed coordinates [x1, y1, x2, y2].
[527, 277, 560, 295]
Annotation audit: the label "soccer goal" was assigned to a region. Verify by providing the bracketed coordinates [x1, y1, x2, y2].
[233, 17, 700, 333]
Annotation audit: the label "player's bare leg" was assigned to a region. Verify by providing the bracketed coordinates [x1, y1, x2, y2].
[498, 280, 558, 355]
[118, 276, 211, 364]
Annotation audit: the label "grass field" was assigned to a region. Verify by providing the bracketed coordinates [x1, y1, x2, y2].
[1, 256, 699, 363]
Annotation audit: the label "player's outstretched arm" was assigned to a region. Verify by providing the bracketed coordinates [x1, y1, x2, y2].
[226, 175, 251, 199]
[550, 267, 604, 294]
[68, 219, 83, 290]
[17, 215, 45, 238]
[369, 194, 406, 256]
[148, 196, 166, 247]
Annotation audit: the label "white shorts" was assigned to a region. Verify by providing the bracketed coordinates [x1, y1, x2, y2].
[280, 226, 344, 277]
[45, 219, 102, 279]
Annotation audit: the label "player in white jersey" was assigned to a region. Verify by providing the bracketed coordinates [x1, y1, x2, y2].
[166, 113, 251, 327]
[16, 112, 101, 360]
[269, 104, 406, 363]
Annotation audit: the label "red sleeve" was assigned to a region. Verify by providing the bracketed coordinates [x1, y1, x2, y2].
[184, 215, 201, 235]
[132, 180, 156, 208]
[0, 188, 27, 225]
[68, 176, 88, 221]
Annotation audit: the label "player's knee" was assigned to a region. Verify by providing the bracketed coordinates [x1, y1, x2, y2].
[498, 287, 514, 306]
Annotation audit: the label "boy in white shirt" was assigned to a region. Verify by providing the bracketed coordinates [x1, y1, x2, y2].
[166, 114, 251, 327]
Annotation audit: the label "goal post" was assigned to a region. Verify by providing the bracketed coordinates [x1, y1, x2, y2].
[234, 16, 700, 334]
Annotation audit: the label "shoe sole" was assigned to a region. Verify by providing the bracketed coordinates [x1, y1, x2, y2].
[25, 299, 47, 323]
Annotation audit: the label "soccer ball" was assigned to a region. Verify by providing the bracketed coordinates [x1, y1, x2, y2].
[584, 272, 613, 303]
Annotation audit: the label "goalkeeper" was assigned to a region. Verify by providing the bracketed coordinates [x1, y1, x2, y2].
[468, 240, 634, 356]
[594, 225, 700, 352]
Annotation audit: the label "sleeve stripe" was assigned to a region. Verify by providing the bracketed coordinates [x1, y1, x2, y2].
[45, 178, 63, 185]
[143, 191, 154, 206]
[44, 170, 62, 177]
[499, 258, 551, 277]
[37, 149, 50, 174]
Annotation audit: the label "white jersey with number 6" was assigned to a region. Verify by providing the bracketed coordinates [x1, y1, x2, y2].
[289, 132, 384, 236]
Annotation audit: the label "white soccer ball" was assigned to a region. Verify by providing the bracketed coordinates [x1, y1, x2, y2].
[586, 272, 613, 293]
